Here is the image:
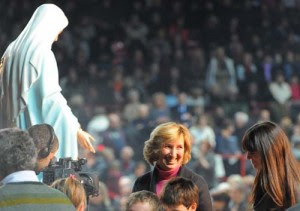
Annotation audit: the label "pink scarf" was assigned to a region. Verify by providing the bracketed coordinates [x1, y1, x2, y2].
[155, 165, 180, 196]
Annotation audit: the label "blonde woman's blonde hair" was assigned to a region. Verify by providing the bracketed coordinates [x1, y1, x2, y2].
[51, 176, 86, 209]
[143, 122, 192, 166]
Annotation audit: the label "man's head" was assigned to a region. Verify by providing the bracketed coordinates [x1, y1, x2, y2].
[160, 177, 199, 211]
[0, 128, 37, 180]
[28, 124, 59, 171]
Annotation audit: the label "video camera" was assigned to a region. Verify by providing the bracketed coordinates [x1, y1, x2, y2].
[42, 157, 99, 198]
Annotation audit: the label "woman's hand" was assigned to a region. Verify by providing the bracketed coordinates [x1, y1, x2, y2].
[77, 128, 96, 153]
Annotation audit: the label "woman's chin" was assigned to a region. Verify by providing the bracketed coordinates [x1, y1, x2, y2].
[164, 163, 180, 170]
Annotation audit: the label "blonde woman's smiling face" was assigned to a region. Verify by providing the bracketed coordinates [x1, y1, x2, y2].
[157, 135, 185, 171]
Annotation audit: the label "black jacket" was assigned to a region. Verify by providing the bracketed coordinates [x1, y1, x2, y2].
[254, 192, 285, 211]
[132, 165, 212, 211]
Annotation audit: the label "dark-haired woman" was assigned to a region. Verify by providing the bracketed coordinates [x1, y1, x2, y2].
[242, 121, 300, 210]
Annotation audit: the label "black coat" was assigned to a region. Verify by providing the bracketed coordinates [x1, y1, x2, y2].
[254, 192, 285, 211]
[132, 165, 212, 211]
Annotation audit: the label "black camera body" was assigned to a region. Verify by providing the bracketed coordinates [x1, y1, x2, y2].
[42, 157, 99, 197]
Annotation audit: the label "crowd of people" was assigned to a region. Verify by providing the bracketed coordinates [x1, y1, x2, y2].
[0, 124, 207, 211]
[1, 121, 300, 210]
[2, 0, 300, 210]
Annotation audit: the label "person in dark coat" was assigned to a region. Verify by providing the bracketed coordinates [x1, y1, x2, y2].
[242, 121, 300, 211]
[132, 122, 212, 211]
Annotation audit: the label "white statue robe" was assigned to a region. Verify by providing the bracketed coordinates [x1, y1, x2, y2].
[0, 4, 79, 159]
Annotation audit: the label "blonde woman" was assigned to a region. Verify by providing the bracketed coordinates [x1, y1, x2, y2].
[51, 176, 86, 211]
[132, 122, 212, 211]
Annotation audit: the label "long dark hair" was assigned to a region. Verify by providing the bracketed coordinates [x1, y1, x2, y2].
[242, 121, 300, 208]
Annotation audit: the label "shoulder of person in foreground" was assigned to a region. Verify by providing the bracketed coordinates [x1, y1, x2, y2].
[0, 182, 75, 210]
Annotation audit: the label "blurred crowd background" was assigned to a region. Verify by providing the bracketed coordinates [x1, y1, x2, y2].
[2, 0, 300, 210]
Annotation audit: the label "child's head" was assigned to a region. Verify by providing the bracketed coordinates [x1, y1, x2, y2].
[51, 175, 86, 211]
[160, 177, 199, 211]
[126, 190, 163, 211]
